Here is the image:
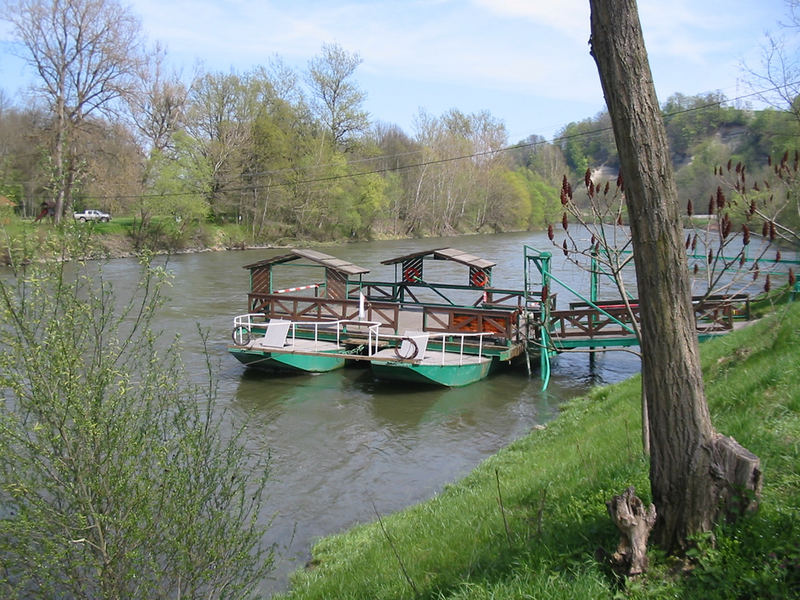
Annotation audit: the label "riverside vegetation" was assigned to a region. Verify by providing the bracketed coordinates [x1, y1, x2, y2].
[0, 233, 273, 599]
[1, 0, 798, 245]
[275, 299, 800, 600]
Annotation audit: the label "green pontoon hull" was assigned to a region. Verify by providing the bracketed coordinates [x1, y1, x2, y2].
[370, 358, 491, 387]
[228, 347, 346, 373]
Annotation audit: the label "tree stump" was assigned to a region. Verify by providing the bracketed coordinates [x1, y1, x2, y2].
[709, 434, 762, 522]
[606, 486, 656, 576]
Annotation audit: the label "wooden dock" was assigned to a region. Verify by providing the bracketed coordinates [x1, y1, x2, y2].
[228, 246, 761, 387]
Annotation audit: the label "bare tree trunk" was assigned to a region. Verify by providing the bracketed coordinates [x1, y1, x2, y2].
[53, 96, 67, 223]
[588, 0, 761, 553]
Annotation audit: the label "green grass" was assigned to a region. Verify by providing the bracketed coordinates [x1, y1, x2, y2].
[275, 302, 800, 600]
[2, 215, 228, 259]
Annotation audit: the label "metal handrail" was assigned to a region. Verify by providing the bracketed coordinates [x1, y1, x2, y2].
[372, 330, 492, 365]
[232, 314, 382, 353]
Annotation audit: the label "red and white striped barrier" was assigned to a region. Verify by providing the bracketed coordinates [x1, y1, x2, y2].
[274, 283, 321, 294]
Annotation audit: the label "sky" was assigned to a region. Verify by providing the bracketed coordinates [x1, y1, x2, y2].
[0, 0, 792, 143]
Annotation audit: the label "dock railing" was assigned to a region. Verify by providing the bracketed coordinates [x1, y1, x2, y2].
[421, 305, 521, 342]
[353, 280, 526, 311]
[371, 330, 493, 365]
[248, 293, 401, 332]
[232, 313, 383, 353]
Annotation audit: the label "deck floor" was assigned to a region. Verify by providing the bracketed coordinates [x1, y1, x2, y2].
[250, 337, 342, 353]
[248, 335, 491, 367]
[369, 348, 490, 366]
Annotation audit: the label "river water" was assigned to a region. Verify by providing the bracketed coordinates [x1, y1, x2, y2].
[62, 231, 645, 594]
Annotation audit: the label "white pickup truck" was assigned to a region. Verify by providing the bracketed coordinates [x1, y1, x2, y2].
[73, 209, 111, 222]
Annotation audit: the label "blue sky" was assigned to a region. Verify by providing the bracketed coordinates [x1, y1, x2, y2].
[0, 0, 791, 142]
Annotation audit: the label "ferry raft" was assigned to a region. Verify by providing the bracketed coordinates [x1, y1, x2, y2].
[228, 246, 763, 388]
[228, 247, 529, 387]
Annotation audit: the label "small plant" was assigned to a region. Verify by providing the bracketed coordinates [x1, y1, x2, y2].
[684, 153, 799, 299]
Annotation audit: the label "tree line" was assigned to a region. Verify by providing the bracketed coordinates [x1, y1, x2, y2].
[0, 0, 798, 246]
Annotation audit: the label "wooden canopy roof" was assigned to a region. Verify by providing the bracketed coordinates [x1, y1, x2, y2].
[380, 247, 496, 270]
[243, 248, 370, 276]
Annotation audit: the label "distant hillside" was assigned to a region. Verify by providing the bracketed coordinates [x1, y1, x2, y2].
[516, 92, 800, 207]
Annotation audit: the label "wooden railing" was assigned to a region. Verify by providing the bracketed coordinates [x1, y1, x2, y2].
[692, 294, 751, 331]
[248, 292, 523, 342]
[248, 293, 400, 332]
[422, 305, 520, 341]
[354, 281, 526, 310]
[552, 294, 751, 340]
[248, 290, 750, 347]
[550, 305, 638, 339]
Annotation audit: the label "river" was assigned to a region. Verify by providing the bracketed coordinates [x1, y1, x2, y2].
[66, 231, 645, 595]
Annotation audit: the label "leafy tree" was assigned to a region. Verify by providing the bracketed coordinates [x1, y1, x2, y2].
[498, 170, 532, 229]
[467, 166, 527, 232]
[661, 92, 747, 161]
[307, 42, 369, 152]
[125, 130, 213, 250]
[0, 105, 45, 216]
[509, 168, 560, 229]
[128, 43, 188, 156]
[558, 114, 617, 175]
[183, 71, 258, 222]
[408, 108, 511, 235]
[76, 118, 145, 216]
[674, 137, 735, 204]
[148, 133, 212, 220]
[366, 122, 423, 236]
[522, 136, 569, 187]
[1, 0, 146, 222]
[561, 130, 590, 175]
[349, 173, 388, 238]
[243, 67, 315, 239]
[0, 232, 272, 598]
[746, 107, 800, 164]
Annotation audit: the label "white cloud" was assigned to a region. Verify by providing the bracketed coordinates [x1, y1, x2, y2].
[470, 0, 588, 41]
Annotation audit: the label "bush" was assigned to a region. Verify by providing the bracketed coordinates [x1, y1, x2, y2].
[0, 233, 273, 599]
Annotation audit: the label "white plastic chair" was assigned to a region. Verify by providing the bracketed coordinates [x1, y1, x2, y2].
[253, 319, 291, 348]
[394, 331, 429, 360]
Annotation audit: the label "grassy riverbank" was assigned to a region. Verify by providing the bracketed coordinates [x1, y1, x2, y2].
[275, 301, 800, 600]
[0, 216, 423, 265]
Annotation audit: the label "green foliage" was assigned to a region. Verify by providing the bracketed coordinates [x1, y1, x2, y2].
[747, 108, 800, 163]
[674, 137, 733, 203]
[558, 114, 618, 176]
[352, 173, 388, 238]
[0, 232, 273, 598]
[307, 43, 369, 152]
[562, 134, 590, 175]
[662, 92, 747, 159]
[497, 170, 531, 230]
[523, 168, 562, 227]
[147, 135, 212, 222]
[3, 51, 800, 245]
[127, 214, 207, 252]
[276, 303, 800, 600]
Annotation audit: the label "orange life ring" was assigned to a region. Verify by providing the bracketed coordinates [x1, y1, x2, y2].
[470, 270, 488, 287]
[403, 266, 421, 282]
